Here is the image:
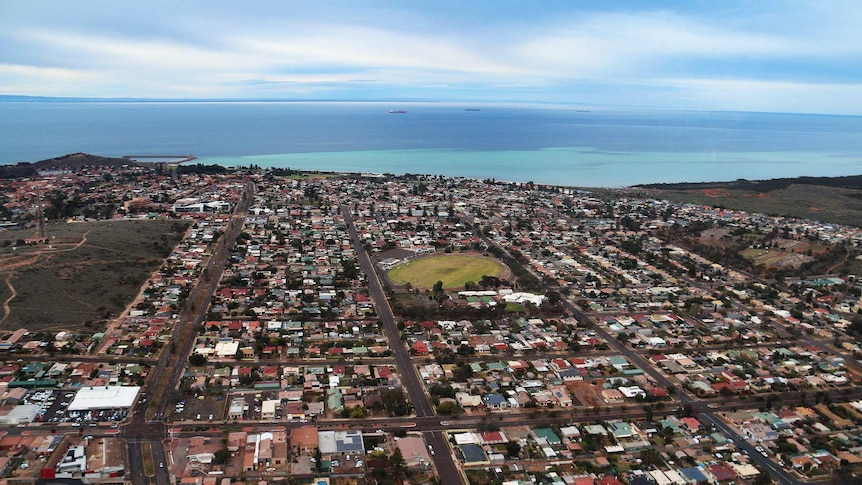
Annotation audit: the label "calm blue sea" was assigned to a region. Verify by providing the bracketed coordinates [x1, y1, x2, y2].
[2, 101, 862, 187]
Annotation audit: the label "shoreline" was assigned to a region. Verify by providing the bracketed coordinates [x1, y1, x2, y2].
[4, 147, 862, 189]
[191, 148, 862, 188]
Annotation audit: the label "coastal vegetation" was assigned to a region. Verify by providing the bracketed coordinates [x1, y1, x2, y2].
[630, 178, 862, 227]
[657, 215, 862, 279]
[0, 219, 188, 331]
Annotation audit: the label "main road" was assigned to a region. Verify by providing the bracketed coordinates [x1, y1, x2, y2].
[341, 206, 465, 485]
[122, 181, 255, 485]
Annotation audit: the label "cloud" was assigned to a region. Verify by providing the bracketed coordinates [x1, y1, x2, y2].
[2, 2, 862, 113]
[657, 77, 862, 114]
[509, 11, 811, 80]
[0, 63, 94, 80]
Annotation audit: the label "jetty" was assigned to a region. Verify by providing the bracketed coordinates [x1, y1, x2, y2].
[123, 155, 197, 164]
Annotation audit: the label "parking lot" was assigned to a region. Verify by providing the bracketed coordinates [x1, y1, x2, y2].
[25, 389, 128, 425]
[170, 394, 223, 422]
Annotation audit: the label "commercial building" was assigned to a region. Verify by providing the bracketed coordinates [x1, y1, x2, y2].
[67, 386, 140, 412]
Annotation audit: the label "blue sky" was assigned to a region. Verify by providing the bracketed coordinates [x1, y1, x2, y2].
[3, 1, 862, 114]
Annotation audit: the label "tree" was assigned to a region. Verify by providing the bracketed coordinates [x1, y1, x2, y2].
[428, 384, 456, 399]
[213, 448, 229, 465]
[640, 448, 663, 468]
[349, 405, 368, 418]
[382, 389, 412, 416]
[477, 415, 500, 432]
[753, 472, 773, 485]
[188, 353, 207, 366]
[390, 447, 407, 481]
[432, 280, 444, 297]
[452, 361, 473, 381]
[436, 401, 460, 415]
[505, 441, 521, 458]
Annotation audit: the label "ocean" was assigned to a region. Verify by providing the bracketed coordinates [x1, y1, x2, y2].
[2, 101, 862, 187]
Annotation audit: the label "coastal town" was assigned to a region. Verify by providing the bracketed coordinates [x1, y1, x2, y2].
[0, 156, 861, 485]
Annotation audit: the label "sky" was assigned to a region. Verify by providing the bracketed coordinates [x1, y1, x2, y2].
[3, 1, 862, 114]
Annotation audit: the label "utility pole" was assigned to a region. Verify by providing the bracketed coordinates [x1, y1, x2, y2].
[36, 187, 47, 240]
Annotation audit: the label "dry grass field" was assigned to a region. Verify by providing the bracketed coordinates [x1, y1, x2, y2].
[0, 219, 188, 332]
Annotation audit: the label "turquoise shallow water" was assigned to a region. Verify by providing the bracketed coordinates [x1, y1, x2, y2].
[197, 147, 862, 187]
[3, 102, 862, 187]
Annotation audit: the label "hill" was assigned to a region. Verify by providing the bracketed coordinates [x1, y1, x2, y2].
[634, 174, 862, 192]
[628, 174, 862, 227]
[0, 152, 142, 178]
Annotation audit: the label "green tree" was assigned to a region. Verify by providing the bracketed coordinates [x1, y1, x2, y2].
[452, 361, 473, 381]
[188, 353, 207, 366]
[382, 389, 412, 416]
[436, 401, 460, 415]
[640, 448, 663, 468]
[505, 441, 521, 458]
[390, 448, 406, 480]
[349, 405, 368, 418]
[753, 472, 773, 485]
[213, 449, 229, 465]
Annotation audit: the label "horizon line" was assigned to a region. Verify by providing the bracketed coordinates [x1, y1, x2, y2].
[2, 94, 860, 117]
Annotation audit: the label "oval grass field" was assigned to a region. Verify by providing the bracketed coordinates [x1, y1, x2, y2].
[387, 254, 506, 289]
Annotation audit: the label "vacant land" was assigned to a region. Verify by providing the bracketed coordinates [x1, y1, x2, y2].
[0, 219, 188, 331]
[387, 254, 506, 289]
[629, 183, 862, 227]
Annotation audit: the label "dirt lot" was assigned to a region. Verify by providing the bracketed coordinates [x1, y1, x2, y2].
[565, 380, 605, 408]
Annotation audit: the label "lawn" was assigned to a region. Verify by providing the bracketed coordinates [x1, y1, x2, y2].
[387, 254, 506, 289]
[0, 219, 188, 331]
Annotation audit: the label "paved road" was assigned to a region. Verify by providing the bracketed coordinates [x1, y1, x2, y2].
[699, 412, 802, 485]
[126, 441, 145, 483]
[342, 206, 465, 485]
[122, 182, 255, 485]
[13, 355, 158, 365]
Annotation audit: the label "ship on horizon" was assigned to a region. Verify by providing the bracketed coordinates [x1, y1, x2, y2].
[389, 109, 408, 114]
[465, 108, 481, 111]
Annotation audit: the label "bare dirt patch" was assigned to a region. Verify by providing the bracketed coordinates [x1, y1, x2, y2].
[565, 380, 605, 408]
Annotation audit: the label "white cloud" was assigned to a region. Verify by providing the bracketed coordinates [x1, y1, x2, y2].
[3, 2, 862, 113]
[656, 77, 862, 114]
[22, 30, 258, 73]
[0, 63, 94, 80]
[229, 25, 523, 75]
[510, 11, 809, 79]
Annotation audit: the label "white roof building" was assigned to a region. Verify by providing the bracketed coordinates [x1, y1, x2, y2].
[0, 404, 39, 424]
[453, 432, 481, 445]
[215, 340, 240, 358]
[67, 386, 140, 411]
